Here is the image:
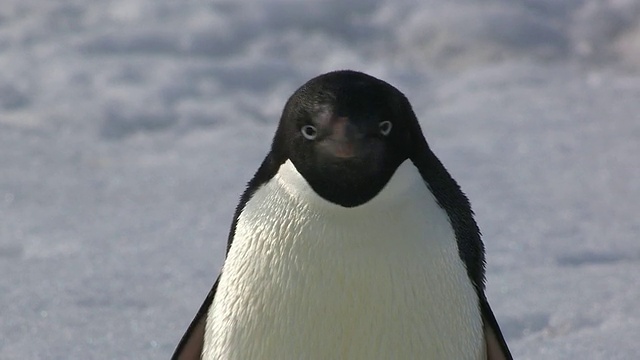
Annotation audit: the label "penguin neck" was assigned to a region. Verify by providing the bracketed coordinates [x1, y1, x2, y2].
[272, 159, 429, 251]
[276, 159, 419, 214]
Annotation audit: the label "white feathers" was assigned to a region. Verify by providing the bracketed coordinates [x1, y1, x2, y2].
[203, 160, 484, 359]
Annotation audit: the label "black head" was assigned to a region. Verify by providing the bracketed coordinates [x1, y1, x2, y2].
[269, 70, 423, 207]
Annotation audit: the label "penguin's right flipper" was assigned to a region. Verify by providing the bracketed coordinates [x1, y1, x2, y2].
[481, 297, 513, 360]
[172, 277, 220, 360]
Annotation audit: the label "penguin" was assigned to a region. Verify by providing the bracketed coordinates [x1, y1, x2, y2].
[172, 70, 512, 360]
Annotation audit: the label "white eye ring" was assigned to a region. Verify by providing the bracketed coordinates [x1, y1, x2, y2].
[301, 125, 318, 140]
[379, 121, 392, 136]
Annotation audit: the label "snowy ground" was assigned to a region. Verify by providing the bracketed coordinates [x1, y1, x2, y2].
[1, 1, 640, 359]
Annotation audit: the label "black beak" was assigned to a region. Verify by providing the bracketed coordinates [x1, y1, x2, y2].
[318, 116, 366, 159]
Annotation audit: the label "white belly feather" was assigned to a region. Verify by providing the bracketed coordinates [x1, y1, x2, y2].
[203, 160, 484, 359]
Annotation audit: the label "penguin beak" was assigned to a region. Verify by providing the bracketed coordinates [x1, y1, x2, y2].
[319, 116, 363, 160]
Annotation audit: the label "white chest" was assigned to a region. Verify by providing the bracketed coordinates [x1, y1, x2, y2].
[203, 160, 484, 360]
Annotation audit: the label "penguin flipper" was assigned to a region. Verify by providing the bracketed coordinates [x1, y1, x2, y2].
[172, 276, 220, 360]
[481, 298, 513, 360]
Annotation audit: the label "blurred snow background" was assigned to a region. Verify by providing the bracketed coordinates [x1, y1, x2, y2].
[1, 0, 639, 358]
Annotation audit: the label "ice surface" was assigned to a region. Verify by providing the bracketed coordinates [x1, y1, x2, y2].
[1, 1, 639, 359]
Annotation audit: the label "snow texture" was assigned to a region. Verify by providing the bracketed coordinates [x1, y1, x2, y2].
[1, 1, 639, 359]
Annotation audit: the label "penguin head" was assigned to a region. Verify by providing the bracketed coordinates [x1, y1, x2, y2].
[271, 70, 423, 208]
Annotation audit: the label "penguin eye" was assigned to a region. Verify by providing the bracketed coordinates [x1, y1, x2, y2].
[301, 125, 318, 140]
[379, 121, 393, 136]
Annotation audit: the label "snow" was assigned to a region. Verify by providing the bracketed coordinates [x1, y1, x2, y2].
[1, 1, 639, 358]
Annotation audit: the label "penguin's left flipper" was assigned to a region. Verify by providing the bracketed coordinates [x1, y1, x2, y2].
[481, 297, 513, 360]
[171, 277, 220, 360]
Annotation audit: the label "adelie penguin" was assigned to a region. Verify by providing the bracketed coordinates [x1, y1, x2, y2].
[172, 70, 512, 359]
